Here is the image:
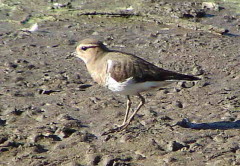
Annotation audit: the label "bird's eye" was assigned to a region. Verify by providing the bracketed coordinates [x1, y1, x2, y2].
[81, 46, 88, 51]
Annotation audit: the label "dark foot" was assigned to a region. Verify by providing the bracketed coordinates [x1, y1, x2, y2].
[101, 123, 129, 136]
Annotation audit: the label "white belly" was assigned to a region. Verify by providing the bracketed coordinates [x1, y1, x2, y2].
[105, 76, 174, 95]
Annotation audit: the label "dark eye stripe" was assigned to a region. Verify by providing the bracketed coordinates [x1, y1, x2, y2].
[80, 45, 98, 51]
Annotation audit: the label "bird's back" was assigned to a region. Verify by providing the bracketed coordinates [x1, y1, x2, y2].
[100, 51, 199, 84]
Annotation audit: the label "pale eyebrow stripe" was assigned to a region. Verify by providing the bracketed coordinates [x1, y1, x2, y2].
[79, 44, 99, 47]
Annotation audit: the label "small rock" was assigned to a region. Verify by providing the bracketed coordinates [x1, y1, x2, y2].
[140, 118, 157, 126]
[27, 133, 44, 143]
[26, 64, 36, 69]
[79, 84, 92, 89]
[213, 135, 225, 143]
[180, 81, 195, 88]
[11, 108, 23, 116]
[101, 155, 115, 166]
[163, 156, 177, 163]
[92, 31, 99, 36]
[52, 3, 65, 9]
[55, 127, 77, 139]
[192, 66, 204, 75]
[198, 81, 210, 87]
[34, 114, 47, 122]
[5, 62, 18, 68]
[86, 144, 97, 154]
[134, 154, 146, 160]
[160, 116, 172, 121]
[0, 135, 8, 144]
[149, 139, 164, 151]
[119, 134, 134, 143]
[189, 143, 202, 152]
[206, 159, 227, 166]
[28, 23, 38, 32]
[85, 154, 101, 165]
[134, 150, 146, 160]
[202, 2, 220, 11]
[64, 161, 81, 166]
[0, 118, 6, 126]
[71, 131, 96, 142]
[33, 144, 48, 153]
[221, 112, 236, 121]
[173, 101, 183, 108]
[0, 148, 9, 152]
[167, 141, 187, 152]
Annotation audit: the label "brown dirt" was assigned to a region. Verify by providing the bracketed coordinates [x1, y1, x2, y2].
[0, 0, 240, 165]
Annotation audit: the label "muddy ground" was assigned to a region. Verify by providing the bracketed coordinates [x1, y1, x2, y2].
[0, 0, 240, 165]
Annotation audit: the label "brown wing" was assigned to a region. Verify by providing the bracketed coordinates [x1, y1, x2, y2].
[106, 53, 199, 83]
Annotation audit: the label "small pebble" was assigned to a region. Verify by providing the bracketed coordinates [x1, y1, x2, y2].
[167, 141, 186, 152]
[85, 154, 101, 165]
[173, 101, 183, 108]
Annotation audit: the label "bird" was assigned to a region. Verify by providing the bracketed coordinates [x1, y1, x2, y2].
[75, 38, 200, 134]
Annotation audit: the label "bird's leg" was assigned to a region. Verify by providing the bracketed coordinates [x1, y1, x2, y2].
[118, 93, 145, 130]
[122, 95, 131, 125]
[101, 94, 145, 136]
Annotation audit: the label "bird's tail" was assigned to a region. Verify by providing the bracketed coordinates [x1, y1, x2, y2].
[170, 73, 201, 81]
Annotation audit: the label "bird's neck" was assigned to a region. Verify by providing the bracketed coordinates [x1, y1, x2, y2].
[86, 50, 107, 65]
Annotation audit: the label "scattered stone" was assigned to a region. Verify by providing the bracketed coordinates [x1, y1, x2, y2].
[64, 161, 82, 166]
[5, 62, 18, 68]
[181, 9, 206, 18]
[0, 118, 6, 126]
[0, 0, 239, 165]
[34, 114, 47, 122]
[134, 151, 146, 160]
[140, 117, 157, 126]
[198, 80, 210, 87]
[71, 131, 97, 142]
[28, 23, 38, 32]
[213, 135, 225, 143]
[180, 81, 195, 88]
[79, 84, 92, 90]
[189, 143, 203, 152]
[160, 116, 172, 121]
[202, 2, 220, 11]
[13, 91, 35, 97]
[33, 144, 48, 153]
[101, 155, 115, 166]
[221, 112, 236, 121]
[119, 134, 134, 143]
[38, 89, 61, 95]
[163, 156, 177, 163]
[27, 133, 44, 143]
[149, 139, 165, 151]
[192, 66, 204, 75]
[148, 109, 158, 117]
[89, 97, 101, 104]
[0, 135, 8, 144]
[167, 141, 188, 152]
[52, 3, 65, 9]
[85, 154, 101, 165]
[11, 108, 24, 116]
[92, 31, 99, 36]
[55, 127, 77, 139]
[0, 147, 9, 152]
[173, 101, 183, 108]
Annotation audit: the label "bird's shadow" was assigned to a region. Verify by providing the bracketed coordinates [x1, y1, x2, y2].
[177, 118, 240, 130]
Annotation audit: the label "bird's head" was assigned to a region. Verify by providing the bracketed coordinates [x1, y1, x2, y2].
[76, 38, 108, 64]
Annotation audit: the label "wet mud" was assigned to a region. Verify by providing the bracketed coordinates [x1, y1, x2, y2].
[0, 0, 240, 165]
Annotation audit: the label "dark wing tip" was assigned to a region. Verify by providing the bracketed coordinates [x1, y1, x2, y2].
[159, 71, 201, 81]
[182, 74, 201, 81]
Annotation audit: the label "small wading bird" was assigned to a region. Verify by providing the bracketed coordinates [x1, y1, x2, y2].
[75, 38, 200, 135]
